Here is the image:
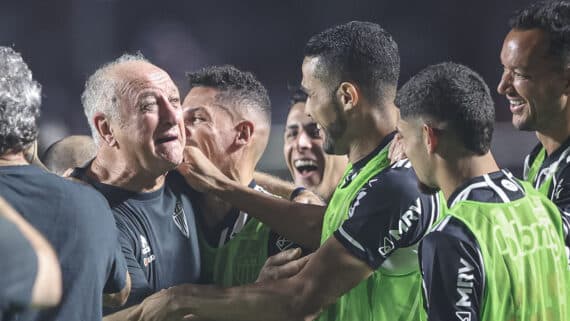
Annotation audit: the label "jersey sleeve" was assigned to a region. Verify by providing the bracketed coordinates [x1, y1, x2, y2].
[0, 216, 38, 311]
[551, 166, 570, 245]
[419, 217, 484, 321]
[333, 166, 438, 269]
[103, 244, 128, 294]
[112, 216, 153, 308]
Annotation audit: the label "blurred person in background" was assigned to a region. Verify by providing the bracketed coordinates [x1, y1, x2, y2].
[41, 135, 96, 175]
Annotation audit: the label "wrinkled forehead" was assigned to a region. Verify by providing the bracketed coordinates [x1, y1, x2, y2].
[114, 62, 179, 100]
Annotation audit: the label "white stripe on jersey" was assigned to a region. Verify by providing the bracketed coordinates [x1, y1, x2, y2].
[337, 226, 366, 253]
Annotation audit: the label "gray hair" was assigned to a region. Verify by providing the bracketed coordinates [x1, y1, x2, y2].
[0, 47, 41, 156]
[81, 52, 148, 145]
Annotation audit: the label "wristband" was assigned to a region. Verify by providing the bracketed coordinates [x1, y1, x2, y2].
[289, 186, 307, 201]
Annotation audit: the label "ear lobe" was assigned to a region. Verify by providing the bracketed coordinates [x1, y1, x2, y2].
[94, 113, 117, 146]
[338, 82, 359, 111]
[235, 120, 254, 146]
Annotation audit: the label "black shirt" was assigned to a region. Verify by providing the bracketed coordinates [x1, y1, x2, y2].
[0, 216, 37, 318]
[332, 144, 440, 273]
[72, 168, 201, 308]
[524, 138, 570, 249]
[0, 165, 127, 321]
[419, 170, 525, 321]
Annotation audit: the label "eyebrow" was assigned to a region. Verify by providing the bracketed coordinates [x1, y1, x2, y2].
[285, 124, 299, 131]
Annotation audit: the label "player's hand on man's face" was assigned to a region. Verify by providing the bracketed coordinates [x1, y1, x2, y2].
[177, 146, 230, 193]
[292, 189, 325, 205]
[127, 289, 190, 321]
[388, 133, 406, 165]
[256, 248, 312, 283]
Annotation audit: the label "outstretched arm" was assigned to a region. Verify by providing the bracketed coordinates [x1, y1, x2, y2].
[130, 237, 373, 321]
[179, 146, 325, 249]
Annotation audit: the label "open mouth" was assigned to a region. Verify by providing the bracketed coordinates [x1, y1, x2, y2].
[294, 159, 319, 176]
[155, 135, 178, 145]
[508, 98, 526, 113]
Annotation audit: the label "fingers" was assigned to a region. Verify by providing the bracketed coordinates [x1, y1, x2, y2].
[264, 248, 302, 267]
[257, 249, 311, 282]
[275, 253, 311, 279]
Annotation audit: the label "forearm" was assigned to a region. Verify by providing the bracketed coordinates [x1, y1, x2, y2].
[253, 172, 296, 199]
[169, 280, 314, 321]
[215, 179, 324, 249]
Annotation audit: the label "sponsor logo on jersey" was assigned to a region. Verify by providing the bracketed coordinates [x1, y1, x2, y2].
[378, 198, 421, 257]
[456, 258, 474, 308]
[139, 235, 156, 266]
[455, 311, 471, 321]
[173, 199, 190, 238]
[500, 179, 518, 192]
[276, 236, 294, 251]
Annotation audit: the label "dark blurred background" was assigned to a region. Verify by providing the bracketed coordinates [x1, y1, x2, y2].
[0, 0, 539, 176]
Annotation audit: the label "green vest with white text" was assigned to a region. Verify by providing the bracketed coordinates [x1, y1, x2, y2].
[317, 144, 443, 321]
[446, 181, 570, 320]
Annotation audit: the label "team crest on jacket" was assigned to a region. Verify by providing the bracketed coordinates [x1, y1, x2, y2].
[173, 200, 190, 238]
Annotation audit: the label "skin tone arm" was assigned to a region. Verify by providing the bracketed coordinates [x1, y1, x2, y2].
[253, 172, 325, 205]
[103, 248, 309, 321]
[130, 237, 373, 321]
[178, 146, 325, 249]
[252, 172, 297, 199]
[0, 196, 62, 308]
[103, 272, 132, 307]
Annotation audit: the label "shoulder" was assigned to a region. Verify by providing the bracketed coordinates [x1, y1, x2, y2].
[363, 159, 418, 193]
[425, 215, 478, 247]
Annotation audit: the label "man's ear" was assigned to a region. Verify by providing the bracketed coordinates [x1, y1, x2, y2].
[337, 82, 359, 112]
[423, 124, 439, 154]
[234, 120, 254, 147]
[94, 112, 117, 146]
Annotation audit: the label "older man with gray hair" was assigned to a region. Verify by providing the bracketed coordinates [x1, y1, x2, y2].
[71, 53, 203, 320]
[0, 46, 130, 321]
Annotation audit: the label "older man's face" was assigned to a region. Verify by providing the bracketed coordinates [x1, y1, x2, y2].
[112, 61, 185, 173]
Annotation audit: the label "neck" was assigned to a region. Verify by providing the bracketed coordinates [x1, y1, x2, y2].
[438, 152, 499, 202]
[224, 157, 255, 187]
[0, 152, 29, 166]
[200, 159, 254, 227]
[88, 150, 166, 193]
[347, 103, 397, 164]
[537, 103, 570, 155]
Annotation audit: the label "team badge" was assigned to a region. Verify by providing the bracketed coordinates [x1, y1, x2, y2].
[173, 199, 190, 238]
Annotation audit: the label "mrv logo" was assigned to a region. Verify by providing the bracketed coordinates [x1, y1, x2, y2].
[378, 198, 421, 256]
[456, 258, 474, 308]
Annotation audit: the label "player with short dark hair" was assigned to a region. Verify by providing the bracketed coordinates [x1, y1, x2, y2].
[282, 87, 347, 202]
[497, 0, 570, 249]
[182, 65, 306, 286]
[397, 62, 570, 321]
